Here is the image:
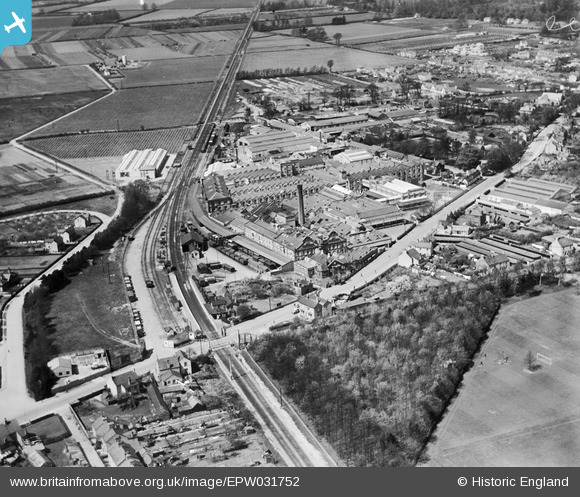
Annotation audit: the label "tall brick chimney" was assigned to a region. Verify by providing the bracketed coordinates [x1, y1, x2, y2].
[297, 184, 305, 226]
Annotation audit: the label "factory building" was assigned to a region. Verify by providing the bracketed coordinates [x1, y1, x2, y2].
[115, 149, 169, 181]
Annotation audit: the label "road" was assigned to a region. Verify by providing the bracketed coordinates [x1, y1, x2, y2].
[0, 209, 116, 418]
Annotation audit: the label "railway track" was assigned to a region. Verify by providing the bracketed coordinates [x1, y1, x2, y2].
[122, 0, 338, 467]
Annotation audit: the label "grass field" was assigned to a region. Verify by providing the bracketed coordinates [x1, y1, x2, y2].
[0, 90, 110, 143]
[242, 36, 415, 72]
[0, 66, 108, 99]
[30, 83, 212, 135]
[66, 156, 123, 182]
[317, 23, 434, 45]
[63, 0, 175, 12]
[0, 145, 109, 216]
[48, 259, 137, 356]
[26, 127, 196, 158]
[31, 24, 154, 43]
[423, 288, 580, 466]
[115, 56, 227, 87]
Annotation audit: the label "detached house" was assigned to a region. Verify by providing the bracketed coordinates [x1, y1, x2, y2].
[549, 237, 574, 257]
[398, 248, 422, 268]
[74, 214, 91, 229]
[106, 371, 140, 398]
[44, 236, 65, 254]
[57, 226, 76, 245]
[47, 356, 73, 378]
[296, 296, 332, 322]
[475, 254, 510, 273]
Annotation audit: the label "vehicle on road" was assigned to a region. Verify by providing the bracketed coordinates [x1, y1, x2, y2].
[146, 280, 155, 288]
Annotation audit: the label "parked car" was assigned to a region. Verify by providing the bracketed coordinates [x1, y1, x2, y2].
[146, 280, 155, 288]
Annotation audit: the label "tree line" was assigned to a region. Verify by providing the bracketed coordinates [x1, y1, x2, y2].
[71, 9, 120, 26]
[327, 0, 575, 24]
[237, 65, 329, 80]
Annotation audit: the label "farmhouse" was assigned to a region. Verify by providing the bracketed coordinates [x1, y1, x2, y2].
[115, 149, 169, 181]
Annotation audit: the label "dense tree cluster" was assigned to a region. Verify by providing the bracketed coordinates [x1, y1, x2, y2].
[262, 0, 319, 11]
[23, 287, 57, 400]
[250, 262, 579, 466]
[71, 9, 120, 26]
[250, 280, 507, 466]
[93, 181, 155, 250]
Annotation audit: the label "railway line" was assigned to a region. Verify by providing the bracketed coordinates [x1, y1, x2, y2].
[121, 0, 337, 467]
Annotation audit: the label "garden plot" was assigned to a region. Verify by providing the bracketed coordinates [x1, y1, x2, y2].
[0, 145, 109, 216]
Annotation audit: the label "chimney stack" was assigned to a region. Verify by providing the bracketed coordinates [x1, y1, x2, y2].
[297, 184, 305, 226]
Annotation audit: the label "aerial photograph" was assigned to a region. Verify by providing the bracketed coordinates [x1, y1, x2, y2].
[1, 0, 580, 472]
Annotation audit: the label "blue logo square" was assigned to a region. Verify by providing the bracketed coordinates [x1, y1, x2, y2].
[1, 0, 31, 54]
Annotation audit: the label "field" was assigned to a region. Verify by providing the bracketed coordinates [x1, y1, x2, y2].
[362, 30, 520, 55]
[31, 24, 154, 43]
[163, 0, 259, 8]
[314, 22, 435, 45]
[0, 66, 108, 99]
[35, 41, 101, 66]
[66, 156, 123, 182]
[26, 127, 196, 158]
[0, 45, 47, 70]
[29, 83, 212, 135]
[242, 35, 415, 72]
[48, 259, 138, 355]
[0, 145, 109, 216]
[128, 8, 212, 23]
[0, 90, 110, 143]
[423, 289, 580, 466]
[115, 56, 228, 88]
[63, 0, 175, 12]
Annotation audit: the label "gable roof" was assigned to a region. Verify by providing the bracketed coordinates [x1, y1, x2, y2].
[110, 371, 139, 387]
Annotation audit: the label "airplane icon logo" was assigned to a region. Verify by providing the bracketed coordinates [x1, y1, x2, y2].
[0, 1, 31, 54]
[5, 12, 26, 34]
